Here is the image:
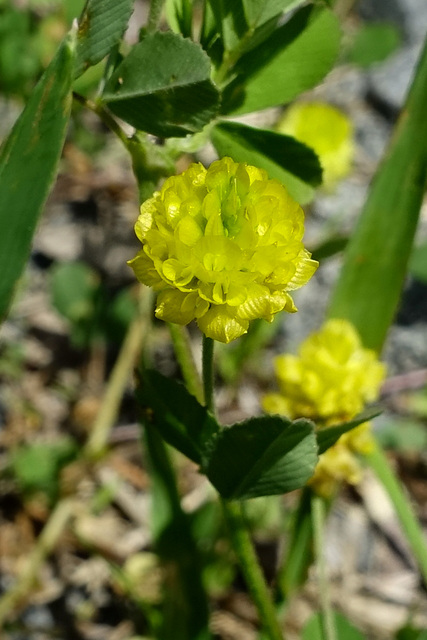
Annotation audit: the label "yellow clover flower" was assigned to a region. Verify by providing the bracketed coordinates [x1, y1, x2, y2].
[263, 319, 385, 496]
[128, 157, 318, 343]
[277, 102, 354, 190]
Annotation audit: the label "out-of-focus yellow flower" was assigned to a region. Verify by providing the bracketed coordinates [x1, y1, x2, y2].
[277, 102, 354, 190]
[263, 319, 385, 496]
[128, 157, 318, 343]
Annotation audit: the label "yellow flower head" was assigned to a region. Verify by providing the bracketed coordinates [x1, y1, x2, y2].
[277, 102, 354, 190]
[263, 319, 386, 496]
[263, 319, 385, 424]
[128, 157, 318, 343]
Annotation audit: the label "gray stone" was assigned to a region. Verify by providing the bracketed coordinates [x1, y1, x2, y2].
[353, 106, 391, 164]
[358, 0, 427, 45]
[310, 66, 369, 108]
[402, 0, 427, 44]
[358, 0, 408, 34]
[383, 323, 427, 374]
[22, 605, 54, 631]
[312, 178, 369, 229]
[368, 42, 423, 112]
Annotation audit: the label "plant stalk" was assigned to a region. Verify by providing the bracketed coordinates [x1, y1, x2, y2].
[311, 493, 337, 640]
[73, 92, 131, 150]
[85, 288, 151, 458]
[0, 499, 75, 626]
[366, 443, 427, 587]
[201, 336, 283, 639]
[222, 500, 284, 640]
[202, 335, 215, 413]
[147, 0, 165, 33]
[168, 323, 204, 404]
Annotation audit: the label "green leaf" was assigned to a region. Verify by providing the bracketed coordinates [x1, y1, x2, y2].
[102, 31, 220, 138]
[302, 612, 366, 640]
[349, 22, 401, 69]
[135, 369, 220, 465]
[50, 261, 104, 347]
[222, 6, 340, 115]
[205, 415, 317, 500]
[11, 438, 78, 503]
[409, 242, 427, 283]
[51, 262, 100, 324]
[243, 0, 306, 29]
[317, 407, 382, 455]
[375, 419, 427, 452]
[310, 234, 349, 262]
[0, 32, 75, 324]
[75, 0, 134, 77]
[328, 36, 427, 350]
[210, 121, 322, 204]
[165, 0, 193, 36]
[396, 626, 427, 640]
[199, 0, 224, 65]
[206, 0, 248, 52]
[105, 285, 139, 342]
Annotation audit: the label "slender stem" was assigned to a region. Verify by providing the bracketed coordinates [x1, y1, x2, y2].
[200, 336, 283, 637]
[84, 288, 151, 458]
[202, 335, 215, 413]
[168, 323, 204, 404]
[144, 426, 210, 638]
[222, 500, 284, 640]
[147, 0, 165, 33]
[366, 443, 427, 587]
[0, 499, 75, 626]
[213, 26, 255, 87]
[277, 487, 313, 602]
[73, 92, 130, 149]
[311, 494, 337, 640]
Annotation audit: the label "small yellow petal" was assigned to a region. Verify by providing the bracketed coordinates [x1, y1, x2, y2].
[128, 250, 164, 290]
[155, 289, 196, 325]
[197, 306, 248, 343]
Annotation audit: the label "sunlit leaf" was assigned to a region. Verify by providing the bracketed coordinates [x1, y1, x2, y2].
[302, 612, 366, 640]
[349, 22, 401, 68]
[328, 38, 427, 350]
[205, 416, 317, 500]
[210, 121, 322, 204]
[0, 32, 75, 323]
[317, 407, 382, 455]
[75, 0, 134, 77]
[222, 6, 340, 115]
[103, 31, 220, 137]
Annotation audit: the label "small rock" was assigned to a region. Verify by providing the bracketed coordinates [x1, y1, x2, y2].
[34, 206, 83, 263]
[368, 43, 423, 113]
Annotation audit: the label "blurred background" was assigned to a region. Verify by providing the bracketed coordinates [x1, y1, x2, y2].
[1, 1, 427, 638]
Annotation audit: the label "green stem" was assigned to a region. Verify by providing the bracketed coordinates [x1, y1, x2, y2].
[222, 500, 284, 640]
[366, 443, 427, 587]
[147, 0, 165, 33]
[200, 336, 283, 638]
[277, 487, 313, 602]
[311, 494, 337, 640]
[202, 335, 215, 413]
[144, 425, 211, 640]
[84, 288, 151, 459]
[214, 28, 255, 87]
[168, 323, 204, 404]
[0, 499, 75, 626]
[73, 92, 130, 150]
